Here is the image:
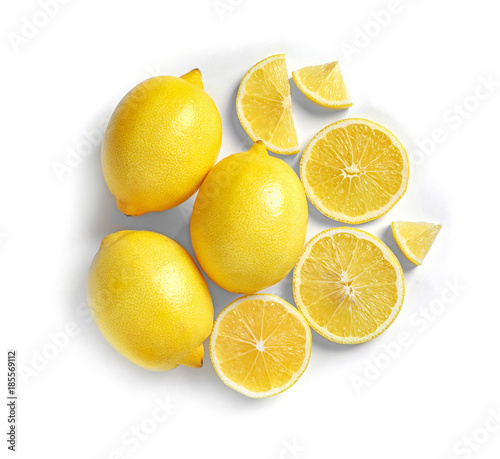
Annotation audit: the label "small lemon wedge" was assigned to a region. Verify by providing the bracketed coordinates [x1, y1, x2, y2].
[392, 221, 442, 265]
[236, 54, 300, 155]
[210, 294, 311, 398]
[292, 61, 352, 109]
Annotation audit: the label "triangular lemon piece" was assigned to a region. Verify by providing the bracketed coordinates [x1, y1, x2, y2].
[292, 61, 352, 109]
[392, 221, 442, 265]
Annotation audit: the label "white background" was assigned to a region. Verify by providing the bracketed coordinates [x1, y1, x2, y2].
[2, 0, 500, 458]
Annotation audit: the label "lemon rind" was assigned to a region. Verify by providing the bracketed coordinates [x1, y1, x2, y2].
[210, 293, 312, 398]
[291, 70, 353, 109]
[236, 54, 300, 155]
[300, 118, 410, 224]
[293, 227, 405, 344]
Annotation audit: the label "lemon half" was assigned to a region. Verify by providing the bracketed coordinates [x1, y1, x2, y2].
[210, 294, 311, 398]
[293, 227, 404, 344]
[300, 118, 409, 224]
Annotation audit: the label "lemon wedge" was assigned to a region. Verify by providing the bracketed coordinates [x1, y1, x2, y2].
[293, 227, 404, 344]
[292, 61, 352, 108]
[300, 118, 409, 224]
[210, 294, 311, 398]
[392, 221, 442, 265]
[236, 54, 300, 155]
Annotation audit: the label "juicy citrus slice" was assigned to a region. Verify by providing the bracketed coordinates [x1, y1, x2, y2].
[292, 61, 352, 109]
[236, 54, 300, 155]
[392, 221, 442, 265]
[210, 294, 311, 398]
[293, 227, 404, 344]
[300, 118, 409, 224]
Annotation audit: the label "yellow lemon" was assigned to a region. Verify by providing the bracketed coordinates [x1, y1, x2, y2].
[210, 294, 312, 398]
[190, 141, 308, 294]
[102, 70, 222, 216]
[87, 230, 214, 371]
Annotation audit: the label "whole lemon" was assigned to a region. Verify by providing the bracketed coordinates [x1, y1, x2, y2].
[102, 69, 222, 216]
[87, 230, 213, 371]
[190, 141, 308, 294]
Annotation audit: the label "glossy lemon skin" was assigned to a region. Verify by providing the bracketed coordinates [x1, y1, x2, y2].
[87, 231, 214, 371]
[102, 70, 222, 216]
[190, 142, 308, 294]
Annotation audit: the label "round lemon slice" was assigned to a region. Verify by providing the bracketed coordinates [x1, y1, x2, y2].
[293, 227, 404, 344]
[236, 54, 300, 155]
[392, 221, 442, 265]
[210, 294, 311, 398]
[300, 118, 409, 224]
[292, 61, 352, 109]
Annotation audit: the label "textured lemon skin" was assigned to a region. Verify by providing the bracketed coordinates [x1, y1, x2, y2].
[87, 231, 214, 371]
[190, 142, 308, 294]
[102, 71, 222, 216]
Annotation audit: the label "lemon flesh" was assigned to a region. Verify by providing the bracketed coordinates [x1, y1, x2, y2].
[210, 294, 311, 398]
[102, 70, 222, 216]
[293, 227, 404, 344]
[190, 141, 308, 294]
[236, 54, 299, 155]
[300, 118, 409, 224]
[392, 221, 442, 265]
[292, 61, 352, 109]
[87, 231, 214, 371]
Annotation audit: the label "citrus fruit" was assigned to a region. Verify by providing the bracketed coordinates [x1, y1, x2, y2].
[236, 54, 300, 154]
[292, 61, 352, 109]
[293, 227, 404, 343]
[210, 294, 311, 398]
[190, 141, 308, 294]
[300, 118, 409, 224]
[102, 69, 222, 216]
[87, 230, 214, 371]
[392, 221, 442, 265]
